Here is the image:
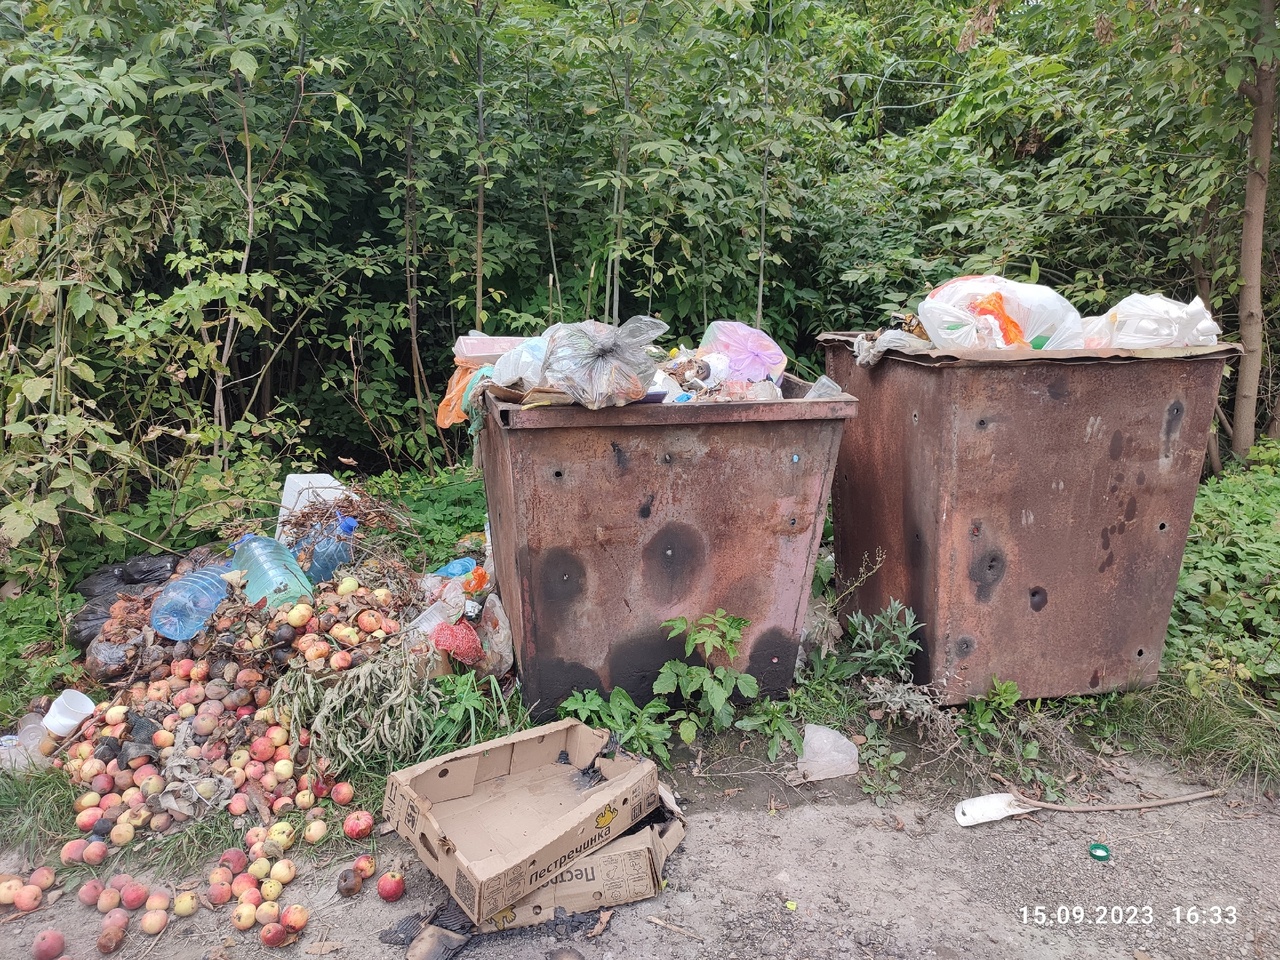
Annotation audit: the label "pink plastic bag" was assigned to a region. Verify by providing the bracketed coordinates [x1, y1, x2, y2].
[698, 321, 787, 382]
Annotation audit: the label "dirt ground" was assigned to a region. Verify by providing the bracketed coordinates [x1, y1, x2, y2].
[3, 754, 1277, 960]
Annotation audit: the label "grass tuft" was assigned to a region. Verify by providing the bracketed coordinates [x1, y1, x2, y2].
[0, 765, 79, 863]
[1100, 677, 1280, 791]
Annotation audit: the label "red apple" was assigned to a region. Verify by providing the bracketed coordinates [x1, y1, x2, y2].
[260, 922, 288, 947]
[120, 881, 149, 911]
[330, 782, 354, 806]
[31, 928, 64, 960]
[13, 884, 42, 911]
[353, 854, 376, 879]
[376, 870, 405, 903]
[60, 838, 88, 864]
[280, 903, 309, 934]
[342, 810, 373, 840]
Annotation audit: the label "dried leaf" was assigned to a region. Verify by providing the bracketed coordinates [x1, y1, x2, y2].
[587, 909, 614, 938]
[305, 944, 345, 956]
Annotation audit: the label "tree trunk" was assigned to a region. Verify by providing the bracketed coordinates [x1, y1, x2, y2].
[404, 119, 435, 448]
[1232, 0, 1276, 458]
[473, 0, 487, 330]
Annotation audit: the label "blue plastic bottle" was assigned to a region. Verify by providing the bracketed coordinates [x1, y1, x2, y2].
[150, 566, 231, 640]
[233, 536, 314, 607]
[305, 515, 359, 585]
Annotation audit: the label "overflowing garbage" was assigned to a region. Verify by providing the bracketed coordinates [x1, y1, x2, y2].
[440, 316, 847, 425]
[34, 491, 514, 859]
[913, 275, 1220, 352]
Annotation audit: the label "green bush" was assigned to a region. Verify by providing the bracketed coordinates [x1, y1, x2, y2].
[0, 588, 85, 726]
[1167, 441, 1280, 701]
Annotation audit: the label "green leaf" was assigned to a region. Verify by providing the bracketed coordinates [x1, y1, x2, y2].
[706, 681, 728, 713]
[736, 673, 759, 699]
[678, 719, 698, 744]
[230, 50, 259, 83]
[30, 498, 61, 526]
[21, 377, 51, 405]
[652, 669, 678, 695]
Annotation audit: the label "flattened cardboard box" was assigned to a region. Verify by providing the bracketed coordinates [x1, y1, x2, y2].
[383, 718, 661, 924]
[476, 785, 685, 933]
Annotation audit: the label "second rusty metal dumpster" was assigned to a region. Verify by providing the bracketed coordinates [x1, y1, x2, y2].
[478, 377, 857, 716]
[820, 336, 1236, 704]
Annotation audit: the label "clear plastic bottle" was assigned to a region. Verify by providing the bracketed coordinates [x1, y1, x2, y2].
[149, 566, 231, 640]
[302, 515, 359, 585]
[233, 536, 314, 607]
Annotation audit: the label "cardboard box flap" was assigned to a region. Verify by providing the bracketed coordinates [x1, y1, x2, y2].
[415, 752, 481, 805]
[474, 780, 688, 934]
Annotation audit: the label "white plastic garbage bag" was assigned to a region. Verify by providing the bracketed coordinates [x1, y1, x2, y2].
[918, 275, 1084, 350]
[1081, 294, 1220, 349]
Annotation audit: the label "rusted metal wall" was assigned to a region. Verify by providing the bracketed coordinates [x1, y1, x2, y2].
[821, 339, 1234, 703]
[479, 383, 857, 717]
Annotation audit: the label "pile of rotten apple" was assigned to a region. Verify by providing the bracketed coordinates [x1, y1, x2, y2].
[2, 815, 407, 954]
[58, 572, 423, 847]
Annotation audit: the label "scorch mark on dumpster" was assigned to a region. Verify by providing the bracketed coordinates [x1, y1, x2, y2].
[968, 549, 1006, 603]
[641, 522, 704, 605]
[535, 547, 586, 610]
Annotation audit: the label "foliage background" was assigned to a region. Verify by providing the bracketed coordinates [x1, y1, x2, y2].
[3, 0, 1280, 579]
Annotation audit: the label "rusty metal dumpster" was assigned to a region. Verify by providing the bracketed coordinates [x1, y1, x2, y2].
[478, 377, 858, 716]
[820, 336, 1237, 704]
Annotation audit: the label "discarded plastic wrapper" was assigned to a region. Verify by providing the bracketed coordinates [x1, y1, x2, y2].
[698, 320, 787, 382]
[473, 592, 514, 680]
[804, 375, 845, 400]
[851, 330, 934, 367]
[954, 792, 1038, 826]
[538, 316, 667, 409]
[1081, 293, 1220, 349]
[919, 275, 1084, 350]
[275, 472, 352, 540]
[492, 337, 548, 391]
[787, 723, 860, 784]
[453, 333, 528, 365]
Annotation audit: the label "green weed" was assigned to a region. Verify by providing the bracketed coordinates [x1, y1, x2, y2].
[559, 687, 674, 766]
[844, 598, 922, 682]
[657, 611, 759, 745]
[0, 588, 86, 727]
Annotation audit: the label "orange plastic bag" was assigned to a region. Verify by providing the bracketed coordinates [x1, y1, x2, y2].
[437, 358, 483, 429]
[971, 292, 1029, 348]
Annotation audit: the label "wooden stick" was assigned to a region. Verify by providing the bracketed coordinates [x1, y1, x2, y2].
[647, 916, 704, 942]
[992, 775, 1222, 813]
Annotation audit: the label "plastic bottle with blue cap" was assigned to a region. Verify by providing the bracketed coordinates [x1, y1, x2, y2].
[301, 515, 359, 585]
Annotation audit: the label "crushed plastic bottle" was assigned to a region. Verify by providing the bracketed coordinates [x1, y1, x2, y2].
[150, 566, 232, 640]
[233, 536, 314, 607]
[301, 515, 359, 585]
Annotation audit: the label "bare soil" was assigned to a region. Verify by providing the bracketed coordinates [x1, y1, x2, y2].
[3, 754, 1277, 960]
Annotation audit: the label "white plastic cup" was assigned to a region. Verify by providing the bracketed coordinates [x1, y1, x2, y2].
[43, 689, 94, 737]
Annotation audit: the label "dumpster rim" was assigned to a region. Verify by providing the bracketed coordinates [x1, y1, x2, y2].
[817, 335, 1241, 368]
